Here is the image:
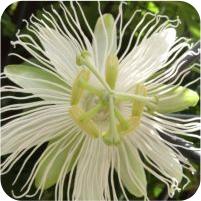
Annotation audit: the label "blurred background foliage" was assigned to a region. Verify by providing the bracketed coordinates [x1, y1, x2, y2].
[1, 1, 200, 201]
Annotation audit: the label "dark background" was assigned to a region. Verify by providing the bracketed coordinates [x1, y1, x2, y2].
[1, 1, 200, 200]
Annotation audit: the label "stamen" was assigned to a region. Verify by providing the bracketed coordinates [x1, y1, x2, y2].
[105, 54, 119, 89]
[114, 107, 129, 130]
[117, 116, 141, 135]
[79, 102, 103, 122]
[70, 67, 153, 143]
[71, 69, 90, 105]
[132, 84, 147, 116]
[69, 105, 100, 138]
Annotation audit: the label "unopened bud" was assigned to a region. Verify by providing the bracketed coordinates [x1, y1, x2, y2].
[156, 86, 199, 113]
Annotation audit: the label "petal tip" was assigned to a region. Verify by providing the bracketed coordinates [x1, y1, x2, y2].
[163, 28, 176, 45]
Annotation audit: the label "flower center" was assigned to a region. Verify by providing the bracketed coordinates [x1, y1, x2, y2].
[69, 51, 156, 145]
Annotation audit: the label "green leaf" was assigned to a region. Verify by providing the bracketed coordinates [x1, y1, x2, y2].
[2, 13, 16, 37]
[155, 86, 199, 113]
[147, 2, 159, 14]
[153, 185, 163, 197]
[4, 64, 69, 101]
[189, 26, 200, 39]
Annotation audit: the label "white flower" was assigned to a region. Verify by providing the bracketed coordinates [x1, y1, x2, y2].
[1, 2, 200, 201]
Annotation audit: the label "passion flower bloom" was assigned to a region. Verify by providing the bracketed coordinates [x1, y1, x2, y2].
[1, 2, 200, 201]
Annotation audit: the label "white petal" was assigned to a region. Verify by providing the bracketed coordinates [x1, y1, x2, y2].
[118, 28, 176, 91]
[39, 28, 79, 83]
[117, 139, 147, 197]
[135, 123, 183, 184]
[1, 105, 70, 155]
[145, 135, 183, 183]
[35, 130, 82, 190]
[4, 64, 70, 101]
[73, 138, 110, 200]
[93, 14, 117, 70]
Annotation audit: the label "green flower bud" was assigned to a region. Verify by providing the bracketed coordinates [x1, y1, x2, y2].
[156, 86, 199, 113]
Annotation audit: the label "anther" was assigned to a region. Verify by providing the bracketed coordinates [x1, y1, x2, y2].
[71, 69, 90, 105]
[105, 54, 119, 89]
[69, 105, 100, 138]
[132, 83, 147, 117]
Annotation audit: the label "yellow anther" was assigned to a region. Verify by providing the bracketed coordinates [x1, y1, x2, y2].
[71, 69, 90, 105]
[132, 83, 147, 117]
[107, 83, 147, 137]
[69, 105, 100, 138]
[105, 54, 119, 89]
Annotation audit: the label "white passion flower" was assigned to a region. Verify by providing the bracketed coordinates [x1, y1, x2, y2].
[1, 2, 200, 201]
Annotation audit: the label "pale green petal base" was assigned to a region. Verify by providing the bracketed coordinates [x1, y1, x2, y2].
[4, 64, 69, 100]
[117, 141, 147, 197]
[35, 134, 82, 190]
